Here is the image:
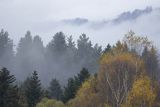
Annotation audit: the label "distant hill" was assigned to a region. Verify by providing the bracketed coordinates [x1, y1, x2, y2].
[61, 6, 153, 26]
[62, 18, 88, 25]
[112, 6, 152, 24]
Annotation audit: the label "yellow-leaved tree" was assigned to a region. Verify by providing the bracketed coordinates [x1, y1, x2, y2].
[66, 76, 104, 107]
[123, 74, 156, 107]
[98, 49, 145, 107]
[36, 98, 65, 107]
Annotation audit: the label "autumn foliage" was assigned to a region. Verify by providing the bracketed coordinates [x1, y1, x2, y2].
[124, 75, 156, 107]
[1, 31, 160, 107]
[98, 52, 145, 107]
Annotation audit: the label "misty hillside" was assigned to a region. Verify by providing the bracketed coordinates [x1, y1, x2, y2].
[0, 29, 102, 85]
[1, 1, 160, 107]
[1, 31, 160, 107]
[62, 6, 153, 26]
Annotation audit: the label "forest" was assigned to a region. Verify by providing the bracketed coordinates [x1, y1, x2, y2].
[0, 29, 160, 107]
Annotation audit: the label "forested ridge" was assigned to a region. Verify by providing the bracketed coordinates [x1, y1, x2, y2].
[0, 29, 160, 107]
[0, 29, 101, 85]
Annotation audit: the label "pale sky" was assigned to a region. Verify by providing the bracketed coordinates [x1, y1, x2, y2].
[0, 0, 160, 47]
[0, 0, 159, 20]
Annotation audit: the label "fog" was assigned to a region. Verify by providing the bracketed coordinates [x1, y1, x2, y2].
[0, 1, 160, 86]
[0, 0, 159, 46]
[0, 30, 102, 86]
[2, 6, 159, 48]
[31, 7, 160, 48]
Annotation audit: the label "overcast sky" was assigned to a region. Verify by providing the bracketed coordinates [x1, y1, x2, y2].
[0, 0, 160, 47]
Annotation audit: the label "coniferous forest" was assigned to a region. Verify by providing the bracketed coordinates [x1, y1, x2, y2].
[0, 29, 160, 107]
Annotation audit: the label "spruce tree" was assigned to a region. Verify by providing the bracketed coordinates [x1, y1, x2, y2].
[142, 46, 159, 80]
[46, 32, 67, 58]
[78, 68, 90, 84]
[63, 78, 76, 103]
[104, 43, 111, 53]
[16, 31, 33, 80]
[25, 71, 42, 107]
[0, 68, 19, 107]
[0, 29, 14, 69]
[77, 34, 101, 72]
[66, 36, 77, 66]
[48, 79, 63, 100]
[62, 68, 90, 103]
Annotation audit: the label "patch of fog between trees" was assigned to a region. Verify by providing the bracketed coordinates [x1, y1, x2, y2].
[0, 31, 101, 87]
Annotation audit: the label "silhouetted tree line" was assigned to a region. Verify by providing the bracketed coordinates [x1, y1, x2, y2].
[0, 67, 90, 107]
[0, 29, 102, 85]
[0, 30, 160, 107]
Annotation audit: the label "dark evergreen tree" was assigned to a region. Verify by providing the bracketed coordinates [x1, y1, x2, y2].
[77, 68, 90, 84]
[33, 36, 44, 51]
[62, 68, 90, 103]
[62, 78, 76, 103]
[52, 32, 67, 54]
[32, 35, 45, 63]
[92, 44, 102, 71]
[46, 32, 67, 58]
[67, 35, 76, 51]
[142, 46, 159, 80]
[0, 29, 14, 69]
[18, 80, 29, 107]
[16, 33, 45, 82]
[93, 43, 102, 57]
[48, 79, 63, 100]
[45, 32, 70, 84]
[25, 71, 42, 107]
[64, 36, 77, 69]
[104, 43, 111, 53]
[16, 31, 33, 79]
[77, 34, 101, 73]
[17, 31, 32, 56]
[142, 46, 148, 57]
[73, 68, 90, 92]
[0, 68, 19, 107]
[77, 34, 92, 59]
[31, 35, 45, 77]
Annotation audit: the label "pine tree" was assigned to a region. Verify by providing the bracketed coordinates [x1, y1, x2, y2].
[63, 78, 76, 103]
[65, 36, 77, 67]
[46, 32, 67, 58]
[31, 35, 45, 76]
[48, 79, 63, 100]
[77, 34, 101, 72]
[74, 68, 90, 94]
[142, 46, 159, 80]
[0, 68, 19, 107]
[77, 34, 92, 59]
[17, 31, 32, 56]
[0, 29, 14, 69]
[62, 68, 90, 103]
[18, 77, 30, 107]
[32, 35, 45, 63]
[45, 32, 68, 75]
[25, 71, 42, 107]
[104, 44, 111, 53]
[16, 31, 33, 80]
[67, 36, 76, 51]
[78, 68, 90, 85]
